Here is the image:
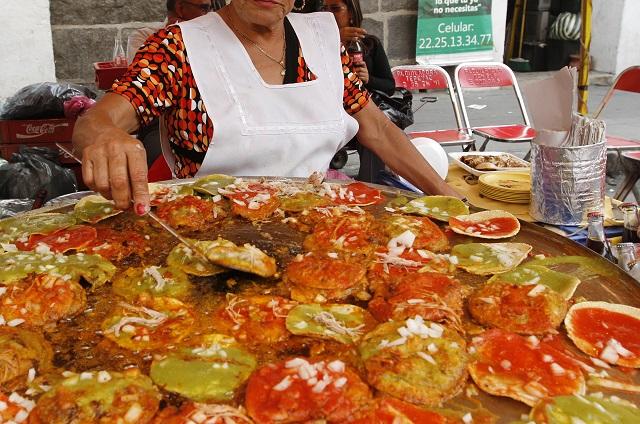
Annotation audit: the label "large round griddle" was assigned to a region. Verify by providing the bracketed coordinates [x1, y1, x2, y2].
[28, 178, 640, 422]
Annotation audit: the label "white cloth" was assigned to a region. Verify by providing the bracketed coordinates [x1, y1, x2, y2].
[126, 20, 167, 63]
[164, 12, 358, 178]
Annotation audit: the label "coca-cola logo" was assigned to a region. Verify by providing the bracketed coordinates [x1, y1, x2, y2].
[16, 123, 69, 139]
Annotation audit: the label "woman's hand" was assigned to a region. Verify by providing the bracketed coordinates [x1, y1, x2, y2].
[72, 93, 150, 214]
[339, 26, 366, 43]
[82, 135, 150, 213]
[353, 62, 369, 85]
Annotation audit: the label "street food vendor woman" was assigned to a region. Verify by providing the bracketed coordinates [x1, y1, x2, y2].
[72, 0, 461, 214]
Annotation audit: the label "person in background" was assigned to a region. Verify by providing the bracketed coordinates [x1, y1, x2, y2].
[322, 0, 394, 95]
[128, 0, 226, 167]
[127, 0, 221, 63]
[323, 0, 396, 182]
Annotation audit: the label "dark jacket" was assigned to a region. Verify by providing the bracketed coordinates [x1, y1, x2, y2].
[363, 35, 395, 96]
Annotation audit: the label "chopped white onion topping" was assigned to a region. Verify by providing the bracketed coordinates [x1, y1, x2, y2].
[551, 363, 566, 376]
[273, 375, 293, 391]
[527, 284, 546, 297]
[124, 403, 143, 423]
[327, 360, 345, 373]
[417, 351, 437, 365]
[97, 371, 112, 383]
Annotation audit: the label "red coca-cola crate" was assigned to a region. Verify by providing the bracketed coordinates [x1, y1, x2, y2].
[94, 61, 128, 90]
[0, 118, 76, 144]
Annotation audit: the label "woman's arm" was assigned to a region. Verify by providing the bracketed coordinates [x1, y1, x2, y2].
[364, 37, 395, 95]
[353, 101, 462, 198]
[74, 26, 186, 212]
[72, 94, 150, 213]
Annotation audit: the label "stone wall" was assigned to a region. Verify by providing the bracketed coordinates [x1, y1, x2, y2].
[51, 0, 166, 83]
[50, 0, 419, 84]
[361, 0, 418, 67]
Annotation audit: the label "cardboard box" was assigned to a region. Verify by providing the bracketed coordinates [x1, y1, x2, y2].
[0, 118, 76, 144]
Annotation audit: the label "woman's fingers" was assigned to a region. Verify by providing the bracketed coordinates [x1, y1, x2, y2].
[340, 26, 367, 42]
[127, 143, 150, 215]
[81, 138, 149, 212]
[108, 151, 132, 210]
[82, 157, 95, 191]
[90, 148, 112, 201]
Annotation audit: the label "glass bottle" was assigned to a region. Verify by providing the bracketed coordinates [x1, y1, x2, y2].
[615, 243, 637, 272]
[347, 38, 364, 64]
[112, 34, 127, 67]
[586, 211, 616, 262]
[615, 242, 640, 281]
[621, 203, 639, 243]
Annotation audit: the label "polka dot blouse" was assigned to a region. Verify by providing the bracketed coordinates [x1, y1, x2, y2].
[112, 24, 370, 178]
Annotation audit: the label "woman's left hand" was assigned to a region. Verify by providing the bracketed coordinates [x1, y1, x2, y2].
[354, 62, 369, 84]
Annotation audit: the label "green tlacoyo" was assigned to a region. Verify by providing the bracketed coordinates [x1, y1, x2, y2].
[112, 266, 193, 300]
[150, 334, 257, 402]
[74, 195, 123, 224]
[400, 196, 469, 222]
[0, 251, 116, 288]
[166, 240, 225, 277]
[286, 303, 374, 344]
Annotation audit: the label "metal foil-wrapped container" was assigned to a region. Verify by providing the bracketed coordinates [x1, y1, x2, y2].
[529, 141, 606, 225]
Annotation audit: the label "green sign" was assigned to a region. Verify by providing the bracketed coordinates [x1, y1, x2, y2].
[417, 0, 493, 56]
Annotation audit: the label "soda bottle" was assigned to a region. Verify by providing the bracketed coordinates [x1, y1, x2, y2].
[112, 34, 127, 67]
[615, 243, 637, 272]
[615, 242, 640, 281]
[347, 38, 364, 64]
[586, 211, 616, 262]
[621, 203, 639, 243]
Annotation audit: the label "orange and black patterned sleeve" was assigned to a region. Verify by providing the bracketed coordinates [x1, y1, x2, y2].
[110, 26, 187, 126]
[340, 44, 371, 115]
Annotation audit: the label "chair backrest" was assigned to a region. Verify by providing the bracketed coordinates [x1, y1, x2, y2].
[391, 65, 467, 133]
[593, 65, 640, 119]
[454, 62, 532, 129]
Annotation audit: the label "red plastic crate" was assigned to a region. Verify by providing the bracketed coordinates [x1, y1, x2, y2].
[0, 118, 76, 144]
[94, 61, 128, 90]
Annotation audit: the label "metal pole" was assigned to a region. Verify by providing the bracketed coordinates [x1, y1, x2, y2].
[506, 0, 523, 62]
[578, 0, 592, 115]
[518, 0, 528, 58]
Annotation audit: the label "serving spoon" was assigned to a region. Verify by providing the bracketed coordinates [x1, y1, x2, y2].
[56, 143, 211, 262]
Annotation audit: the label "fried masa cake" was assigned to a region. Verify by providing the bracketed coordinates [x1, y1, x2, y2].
[359, 317, 468, 406]
[468, 282, 568, 335]
[468, 329, 585, 406]
[284, 252, 368, 303]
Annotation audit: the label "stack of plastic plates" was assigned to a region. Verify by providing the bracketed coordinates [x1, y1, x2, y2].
[478, 172, 531, 204]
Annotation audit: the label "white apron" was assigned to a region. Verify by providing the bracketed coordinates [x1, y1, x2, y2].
[161, 12, 358, 178]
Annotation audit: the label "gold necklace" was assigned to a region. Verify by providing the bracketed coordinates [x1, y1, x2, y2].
[226, 16, 287, 76]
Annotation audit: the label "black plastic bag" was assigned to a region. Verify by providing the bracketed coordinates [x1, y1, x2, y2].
[0, 82, 98, 120]
[370, 88, 414, 130]
[0, 146, 77, 201]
